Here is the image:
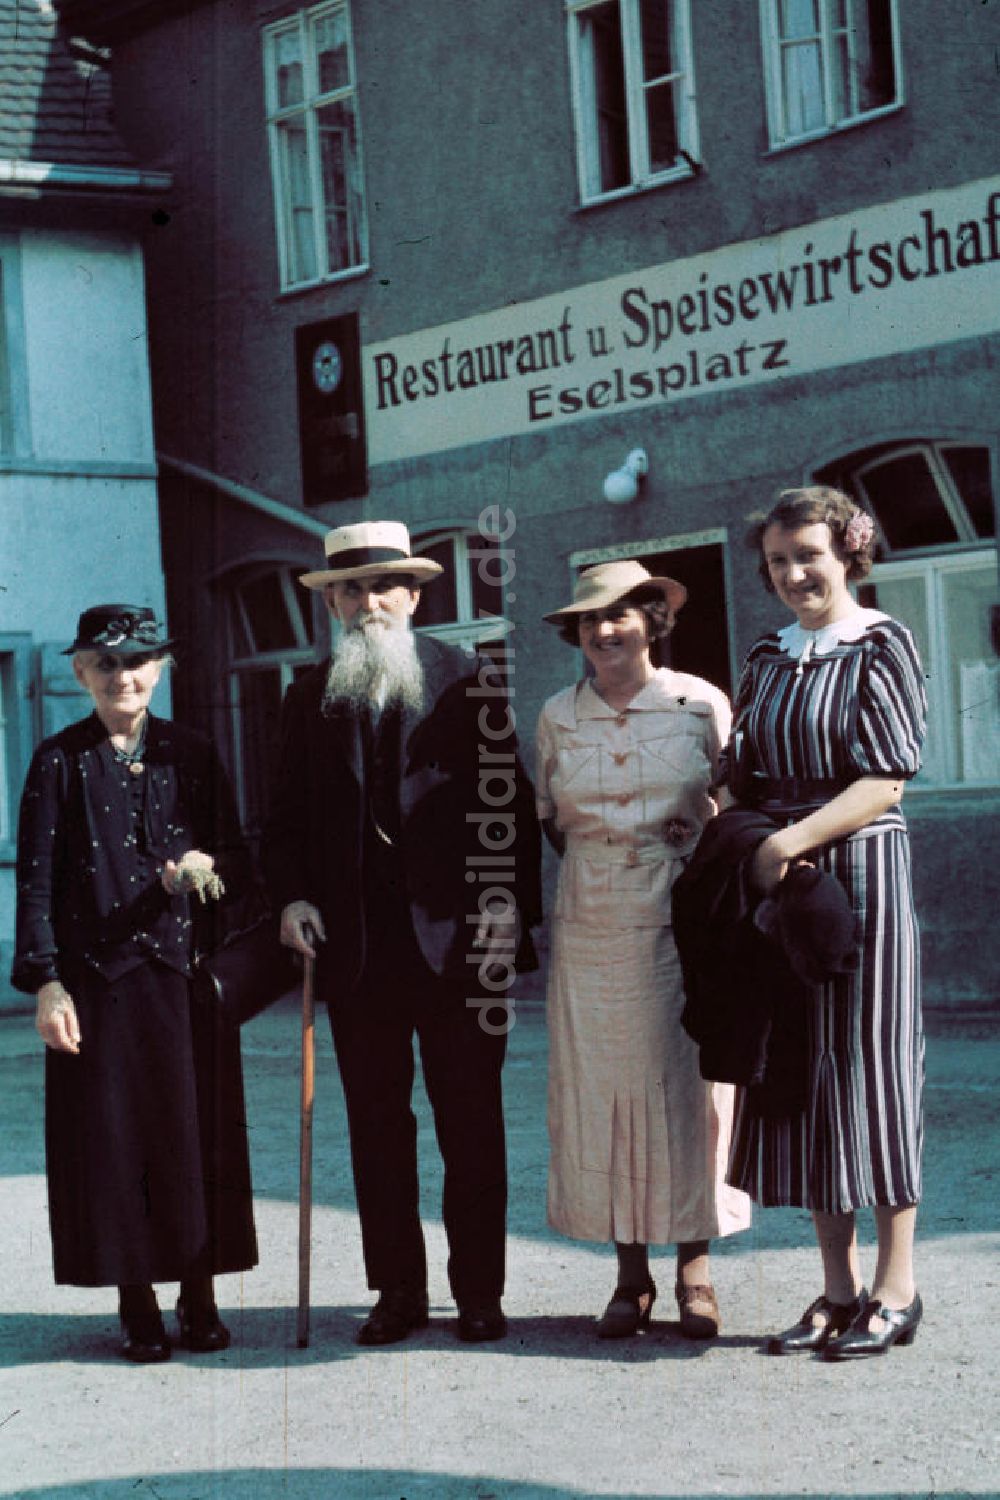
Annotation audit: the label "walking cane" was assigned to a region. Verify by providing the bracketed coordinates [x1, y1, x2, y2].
[296, 932, 316, 1348]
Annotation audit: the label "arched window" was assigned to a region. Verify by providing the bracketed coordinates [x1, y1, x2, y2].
[816, 441, 999, 787]
[224, 563, 320, 837]
[411, 528, 510, 655]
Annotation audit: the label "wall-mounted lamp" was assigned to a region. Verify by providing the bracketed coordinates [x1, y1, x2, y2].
[603, 447, 648, 505]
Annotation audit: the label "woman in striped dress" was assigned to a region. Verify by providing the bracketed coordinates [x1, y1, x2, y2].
[725, 487, 927, 1361]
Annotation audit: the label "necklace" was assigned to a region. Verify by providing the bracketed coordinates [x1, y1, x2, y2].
[110, 716, 148, 776]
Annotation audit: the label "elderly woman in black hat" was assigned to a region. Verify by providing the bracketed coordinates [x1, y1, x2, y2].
[536, 562, 750, 1340]
[12, 604, 258, 1362]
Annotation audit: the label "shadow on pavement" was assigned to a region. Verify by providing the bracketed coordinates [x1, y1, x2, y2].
[0, 1305, 763, 1370]
[9, 1476, 982, 1500]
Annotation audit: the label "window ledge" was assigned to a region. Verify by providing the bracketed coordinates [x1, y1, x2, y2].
[764, 102, 904, 157]
[278, 263, 370, 299]
[574, 163, 698, 213]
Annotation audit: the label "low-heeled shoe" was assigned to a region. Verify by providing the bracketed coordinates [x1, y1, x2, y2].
[822, 1292, 923, 1361]
[357, 1288, 430, 1346]
[176, 1298, 232, 1353]
[675, 1282, 720, 1341]
[456, 1299, 507, 1343]
[595, 1282, 657, 1339]
[119, 1317, 171, 1364]
[766, 1288, 867, 1355]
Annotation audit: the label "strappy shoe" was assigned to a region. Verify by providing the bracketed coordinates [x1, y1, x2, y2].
[595, 1281, 657, 1338]
[675, 1282, 720, 1340]
[822, 1293, 922, 1361]
[766, 1288, 868, 1355]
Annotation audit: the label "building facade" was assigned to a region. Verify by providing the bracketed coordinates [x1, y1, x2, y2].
[0, 1, 173, 1004]
[59, 0, 1000, 1008]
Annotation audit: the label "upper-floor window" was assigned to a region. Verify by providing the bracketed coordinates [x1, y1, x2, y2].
[760, 0, 900, 150]
[567, 0, 698, 206]
[262, 2, 368, 291]
[817, 441, 998, 789]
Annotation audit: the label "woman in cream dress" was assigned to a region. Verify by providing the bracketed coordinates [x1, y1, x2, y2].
[536, 561, 750, 1339]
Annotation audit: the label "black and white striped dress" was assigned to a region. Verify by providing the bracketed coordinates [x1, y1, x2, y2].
[725, 610, 927, 1212]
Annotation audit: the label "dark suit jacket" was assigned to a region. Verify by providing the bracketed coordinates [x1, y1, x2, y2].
[673, 806, 860, 1117]
[263, 634, 542, 997]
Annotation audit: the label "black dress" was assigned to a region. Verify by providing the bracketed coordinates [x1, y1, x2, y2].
[12, 712, 258, 1287]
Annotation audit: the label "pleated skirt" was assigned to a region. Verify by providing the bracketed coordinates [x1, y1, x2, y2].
[45, 962, 258, 1286]
[547, 917, 751, 1245]
[727, 827, 924, 1212]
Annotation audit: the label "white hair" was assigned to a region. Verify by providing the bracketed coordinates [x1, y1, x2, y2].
[322, 614, 424, 716]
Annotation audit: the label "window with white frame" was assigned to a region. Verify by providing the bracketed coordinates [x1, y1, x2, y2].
[225, 565, 319, 837]
[760, 0, 900, 149]
[262, 2, 368, 290]
[412, 530, 510, 655]
[567, 0, 698, 205]
[0, 636, 33, 862]
[817, 441, 999, 789]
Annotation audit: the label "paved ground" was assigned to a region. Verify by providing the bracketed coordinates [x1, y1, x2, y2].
[0, 992, 998, 1500]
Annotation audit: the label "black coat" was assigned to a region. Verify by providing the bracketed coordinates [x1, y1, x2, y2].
[263, 634, 543, 998]
[12, 712, 258, 1285]
[12, 712, 253, 993]
[672, 806, 860, 1117]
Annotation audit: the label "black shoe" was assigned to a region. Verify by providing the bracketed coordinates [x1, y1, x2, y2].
[357, 1288, 430, 1346]
[118, 1286, 171, 1364]
[822, 1292, 922, 1361]
[595, 1281, 657, 1339]
[766, 1288, 868, 1355]
[456, 1299, 506, 1343]
[176, 1297, 231, 1353]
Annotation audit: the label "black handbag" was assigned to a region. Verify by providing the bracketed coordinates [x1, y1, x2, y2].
[193, 916, 299, 1028]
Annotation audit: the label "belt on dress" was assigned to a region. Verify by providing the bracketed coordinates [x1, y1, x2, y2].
[748, 774, 853, 804]
[565, 838, 673, 867]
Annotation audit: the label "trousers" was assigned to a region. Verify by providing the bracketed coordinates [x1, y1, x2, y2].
[328, 920, 508, 1303]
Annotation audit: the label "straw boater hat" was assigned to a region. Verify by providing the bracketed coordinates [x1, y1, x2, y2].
[300, 521, 445, 590]
[542, 559, 687, 625]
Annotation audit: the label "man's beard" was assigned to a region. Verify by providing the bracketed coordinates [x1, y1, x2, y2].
[322, 615, 425, 716]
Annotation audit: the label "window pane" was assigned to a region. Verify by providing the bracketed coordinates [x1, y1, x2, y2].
[639, 0, 675, 82]
[273, 25, 304, 108]
[860, 453, 960, 551]
[579, 2, 630, 194]
[235, 668, 285, 837]
[239, 573, 297, 653]
[645, 80, 679, 171]
[942, 446, 996, 539]
[314, 7, 350, 94]
[856, 0, 896, 112]
[832, 0, 848, 25]
[779, 0, 819, 40]
[859, 572, 944, 784]
[831, 32, 849, 118]
[317, 100, 362, 270]
[413, 540, 458, 628]
[278, 120, 318, 283]
[469, 536, 505, 621]
[943, 563, 1000, 783]
[782, 40, 825, 135]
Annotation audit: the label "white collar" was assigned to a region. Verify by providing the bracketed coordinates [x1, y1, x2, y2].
[778, 607, 888, 663]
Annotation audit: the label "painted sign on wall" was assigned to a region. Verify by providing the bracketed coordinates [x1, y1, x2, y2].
[363, 175, 1000, 466]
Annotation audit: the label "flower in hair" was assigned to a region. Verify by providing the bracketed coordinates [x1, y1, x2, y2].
[844, 510, 874, 554]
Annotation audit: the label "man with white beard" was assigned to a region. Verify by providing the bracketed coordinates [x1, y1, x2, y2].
[264, 522, 541, 1347]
